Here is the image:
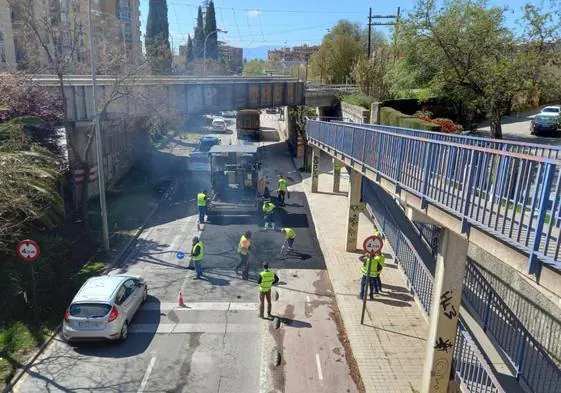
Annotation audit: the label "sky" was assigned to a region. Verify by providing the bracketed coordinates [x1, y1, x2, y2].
[138, 0, 535, 57]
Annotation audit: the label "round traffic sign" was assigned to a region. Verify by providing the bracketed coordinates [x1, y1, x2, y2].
[16, 239, 41, 262]
[176, 251, 185, 260]
[363, 235, 383, 256]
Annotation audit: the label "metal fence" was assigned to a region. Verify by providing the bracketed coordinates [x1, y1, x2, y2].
[463, 260, 561, 393]
[362, 179, 505, 392]
[414, 222, 441, 256]
[348, 122, 561, 160]
[307, 120, 561, 272]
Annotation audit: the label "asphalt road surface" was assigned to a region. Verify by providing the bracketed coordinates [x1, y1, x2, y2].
[477, 108, 561, 146]
[12, 115, 359, 393]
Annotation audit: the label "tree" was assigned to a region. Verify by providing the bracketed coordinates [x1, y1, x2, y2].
[243, 59, 267, 76]
[309, 20, 363, 84]
[398, 0, 560, 138]
[186, 34, 194, 65]
[204, 1, 218, 60]
[146, 0, 172, 74]
[193, 7, 205, 60]
[352, 53, 390, 99]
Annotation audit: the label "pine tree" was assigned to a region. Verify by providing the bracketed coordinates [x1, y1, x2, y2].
[145, 0, 172, 74]
[186, 34, 194, 64]
[193, 6, 205, 60]
[204, 1, 218, 59]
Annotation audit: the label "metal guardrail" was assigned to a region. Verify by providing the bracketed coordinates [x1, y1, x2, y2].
[307, 120, 561, 272]
[355, 122, 561, 160]
[463, 260, 561, 393]
[362, 179, 505, 392]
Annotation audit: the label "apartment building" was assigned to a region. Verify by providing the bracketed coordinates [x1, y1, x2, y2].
[0, 0, 142, 73]
[218, 42, 243, 74]
[268, 44, 319, 63]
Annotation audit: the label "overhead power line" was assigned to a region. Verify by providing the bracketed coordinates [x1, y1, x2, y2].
[163, 1, 364, 15]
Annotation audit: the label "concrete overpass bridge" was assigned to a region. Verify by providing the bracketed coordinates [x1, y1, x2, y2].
[31, 76, 351, 121]
[306, 119, 561, 393]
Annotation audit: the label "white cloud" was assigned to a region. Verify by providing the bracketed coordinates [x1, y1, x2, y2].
[246, 10, 260, 18]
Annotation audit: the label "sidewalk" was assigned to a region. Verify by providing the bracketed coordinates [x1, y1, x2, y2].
[291, 155, 429, 393]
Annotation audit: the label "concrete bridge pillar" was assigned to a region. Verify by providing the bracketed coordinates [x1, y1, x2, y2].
[333, 158, 343, 193]
[421, 228, 468, 393]
[345, 169, 362, 252]
[311, 146, 320, 193]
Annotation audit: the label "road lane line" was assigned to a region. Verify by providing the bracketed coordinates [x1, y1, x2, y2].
[137, 356, 157, 393]
[142, 302, 258, 311]
[316, 353, 323, 381]
[306, 295, 311, 303]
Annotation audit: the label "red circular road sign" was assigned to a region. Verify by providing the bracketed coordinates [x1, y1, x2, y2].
[16, 239, 41, 262]
[363, 235, 383, 256]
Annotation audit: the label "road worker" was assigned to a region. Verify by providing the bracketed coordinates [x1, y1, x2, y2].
[197, 190, 208, 223]
[235, 231, 252, 280]
[257, 262, 279, 319]
[359, 250, 385, 299]
[262, 200, 276, 230]
[281, 227, 296, 251]
[277, 175, 287, 205]
[190, 236, 205, 279]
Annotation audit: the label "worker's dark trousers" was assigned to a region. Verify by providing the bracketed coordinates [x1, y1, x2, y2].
[236, 253, 250, 279]
[198, 206, 206, 223]
[278, 191, 285, 204]
[259, 290, 272, 317]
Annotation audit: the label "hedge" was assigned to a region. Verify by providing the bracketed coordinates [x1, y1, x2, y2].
[380, 107, 441, 132]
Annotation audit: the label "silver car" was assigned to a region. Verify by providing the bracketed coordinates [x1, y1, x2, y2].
[62, 275, 148, 343]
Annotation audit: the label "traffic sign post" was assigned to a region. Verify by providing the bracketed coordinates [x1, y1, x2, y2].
[360, 235, 384, 324]
[16, 240, 41, 324]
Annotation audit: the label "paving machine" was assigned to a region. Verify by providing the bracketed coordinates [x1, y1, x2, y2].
[207, 145, 265, 216]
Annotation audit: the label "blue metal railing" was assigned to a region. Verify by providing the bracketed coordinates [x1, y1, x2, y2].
[455, 321, 507, 393]
[463, 260, 561, 393]
[338, 121, 561, 160]
[362, 179, 504, 392]
[363, 177, 561, 393]
[414, 222, 441, 256]
[307, 120, 561, 272]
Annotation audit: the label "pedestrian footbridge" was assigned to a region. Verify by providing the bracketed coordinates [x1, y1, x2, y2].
[306, 119, 561, 393]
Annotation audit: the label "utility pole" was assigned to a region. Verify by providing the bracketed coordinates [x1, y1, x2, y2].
[88, 0, 110, 252]
[366, 6, 401, 59]
[366, 7, 401, 96]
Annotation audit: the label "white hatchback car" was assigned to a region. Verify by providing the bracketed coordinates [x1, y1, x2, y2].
[211, 118, 227, 132]
[62, 275, 147, 343]
[539, 105, 561, 117]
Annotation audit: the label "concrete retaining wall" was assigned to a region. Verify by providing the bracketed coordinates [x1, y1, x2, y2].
[341, 102, 370, 124]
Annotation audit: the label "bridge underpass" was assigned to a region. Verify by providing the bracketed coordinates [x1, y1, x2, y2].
[306, 119, 561, 393]
[28, 76, 344, 204]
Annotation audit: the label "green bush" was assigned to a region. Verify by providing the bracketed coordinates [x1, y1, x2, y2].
[380, 107, 441, 131]
[341, 94, 374, 110]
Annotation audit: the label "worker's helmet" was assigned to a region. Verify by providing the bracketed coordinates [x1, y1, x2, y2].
[192, 236, 199, 242]
[263, 262, 269, 269]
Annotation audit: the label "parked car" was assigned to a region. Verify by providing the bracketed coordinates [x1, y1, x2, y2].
[197, 135, 221, 152]
[211, 117, 227, 132]
[531, 114, 559, 135]
[539, 105, 561, 117]
[265, 108, 278, 114]
[62, 275, 148, 343]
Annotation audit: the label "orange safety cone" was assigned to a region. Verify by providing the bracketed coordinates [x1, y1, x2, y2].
[178, 292, 186, 307]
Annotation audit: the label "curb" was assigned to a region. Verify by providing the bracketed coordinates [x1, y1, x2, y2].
[2, 135, 182, 393]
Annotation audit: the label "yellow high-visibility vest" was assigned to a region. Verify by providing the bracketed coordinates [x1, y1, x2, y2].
[360, 255, 385, 277]
[197, 193, 207, 207]
[238, 235, 250, 255]
[259, 270, 275, 292]
[191, 241, 204, 261]
[278, 178, 287, 192]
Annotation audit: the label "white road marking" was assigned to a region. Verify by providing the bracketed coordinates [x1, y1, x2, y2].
[142, 302, 258, 311]
[306, 296, 311, 303]
[137, 356, 157, 393]
[129, 323, 259, 334]
[316, 353, 323, 381]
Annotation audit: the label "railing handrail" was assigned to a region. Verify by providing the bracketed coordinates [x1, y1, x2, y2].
[336, 120, 561, 155]
[310, 119, 561, 165]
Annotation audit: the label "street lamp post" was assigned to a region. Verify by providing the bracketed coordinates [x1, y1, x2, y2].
[88, 0, 110, 252]
[203, 29, 227, 77]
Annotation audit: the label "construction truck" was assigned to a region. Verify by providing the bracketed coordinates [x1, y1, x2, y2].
[236, 109, 260, 139]
[206, 145, 265, 217]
